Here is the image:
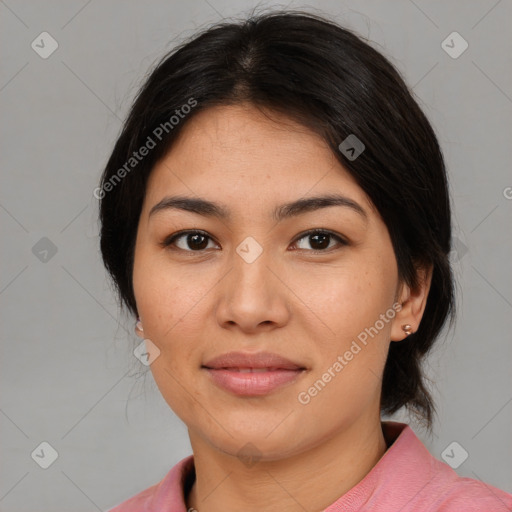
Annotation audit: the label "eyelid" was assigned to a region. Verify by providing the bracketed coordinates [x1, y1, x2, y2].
[160, 229, 219, 250]
[161, 228, 348, 253]
[291, 228, 348, 252]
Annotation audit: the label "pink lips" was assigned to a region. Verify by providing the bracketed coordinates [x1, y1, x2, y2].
[202, 351, 306, 396]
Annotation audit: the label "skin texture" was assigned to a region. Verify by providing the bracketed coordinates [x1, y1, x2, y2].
[132, 103, 432, 512]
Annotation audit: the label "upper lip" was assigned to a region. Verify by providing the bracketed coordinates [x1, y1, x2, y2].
[202, 351, 306, 370]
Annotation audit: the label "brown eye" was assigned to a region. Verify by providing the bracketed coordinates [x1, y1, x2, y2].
[162, 230, 219, 252]
[291, 230, 347, 252]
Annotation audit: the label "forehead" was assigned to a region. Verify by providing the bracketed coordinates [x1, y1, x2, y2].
[144, 104, 373, 214]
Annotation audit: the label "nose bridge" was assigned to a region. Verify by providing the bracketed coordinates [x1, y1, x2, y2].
[216, 235, 290, 330]
[231, 237, 275, 301]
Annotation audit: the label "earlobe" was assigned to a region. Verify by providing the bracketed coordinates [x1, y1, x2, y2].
[135, 317, 144, 338]
[391, 265, 433, 341]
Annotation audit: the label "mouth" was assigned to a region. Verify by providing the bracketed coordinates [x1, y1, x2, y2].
[202, 351, 307, 396]
[202, 367, 306, 396]
[211, 367, 298, 372]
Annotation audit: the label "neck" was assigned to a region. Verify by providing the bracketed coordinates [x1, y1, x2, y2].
[186, 416, 387, 512]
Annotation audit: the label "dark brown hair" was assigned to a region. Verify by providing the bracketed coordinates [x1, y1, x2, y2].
[98, 10, 455, 430]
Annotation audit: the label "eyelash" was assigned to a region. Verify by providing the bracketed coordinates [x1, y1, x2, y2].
[160, 229, 348, 254]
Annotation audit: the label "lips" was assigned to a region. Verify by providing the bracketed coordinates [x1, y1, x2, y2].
[202, 351, 307, 396]
[223, 368, 288, 372]
[202, 351, 305, 371]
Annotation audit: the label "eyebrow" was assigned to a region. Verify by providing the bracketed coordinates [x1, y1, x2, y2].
[148, 193, 368, 222]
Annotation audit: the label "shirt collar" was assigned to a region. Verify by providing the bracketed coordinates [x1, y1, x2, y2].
[149, 421, 431, 511]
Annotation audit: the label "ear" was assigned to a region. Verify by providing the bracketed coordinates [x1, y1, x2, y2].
[390, 264, 433, 342]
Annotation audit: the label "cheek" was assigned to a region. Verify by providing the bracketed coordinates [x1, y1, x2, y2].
[132, 247, 221, 376]
[133, 251, 207, 419]
[133, 242, 195, 331]
[295, 266, 395, 420]
[296, 258, 396, 347]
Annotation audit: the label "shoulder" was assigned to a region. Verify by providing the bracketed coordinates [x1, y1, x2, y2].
[407, 434, 512, 511]
[428, 472, 512, 511]
[361, 422, 512, 511]
[106, 483, 158, 511]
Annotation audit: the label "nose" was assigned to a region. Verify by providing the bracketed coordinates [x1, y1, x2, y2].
[215, 246, 291, 334]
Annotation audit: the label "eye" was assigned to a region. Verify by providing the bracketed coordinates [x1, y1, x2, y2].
[290, 229, 347, 252]
[161, 230, 219, 252]
[161, 228, 348, 254]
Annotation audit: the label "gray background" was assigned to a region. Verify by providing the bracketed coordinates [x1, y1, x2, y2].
[1, 1, 511, 511]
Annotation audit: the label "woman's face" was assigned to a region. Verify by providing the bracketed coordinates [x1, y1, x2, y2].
[132, 103, 413, 460]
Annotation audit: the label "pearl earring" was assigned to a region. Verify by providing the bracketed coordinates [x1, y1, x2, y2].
[135, 317, 143, 332]
[401, 324, 412, 336]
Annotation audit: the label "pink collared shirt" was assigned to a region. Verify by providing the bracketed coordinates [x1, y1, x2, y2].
[107, 421, 512, 511]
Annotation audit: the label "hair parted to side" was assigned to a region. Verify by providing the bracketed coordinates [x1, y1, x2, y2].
[98, 10, 455, 431]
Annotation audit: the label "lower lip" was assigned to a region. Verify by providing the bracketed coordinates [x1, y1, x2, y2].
[203, 368, 305, 396]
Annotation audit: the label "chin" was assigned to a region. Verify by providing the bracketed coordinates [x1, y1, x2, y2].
[204, 423, 308, 463]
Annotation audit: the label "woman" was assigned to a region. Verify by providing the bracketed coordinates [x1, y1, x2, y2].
[99, 10, 512, 512]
